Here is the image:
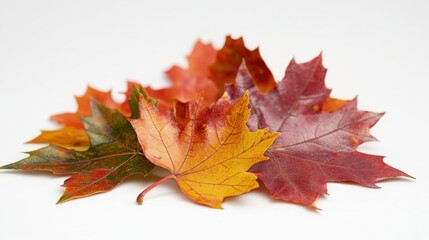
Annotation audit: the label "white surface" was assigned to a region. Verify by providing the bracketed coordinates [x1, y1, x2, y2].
[0, 1, 427, 239]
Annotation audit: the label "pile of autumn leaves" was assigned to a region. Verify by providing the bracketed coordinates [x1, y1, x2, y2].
[1, 36, 409, 209]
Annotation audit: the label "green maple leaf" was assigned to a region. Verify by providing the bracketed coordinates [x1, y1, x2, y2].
[1, 87, 154, 203]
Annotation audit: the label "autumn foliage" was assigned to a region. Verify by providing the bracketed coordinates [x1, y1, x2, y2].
[0, 36, 410, 209]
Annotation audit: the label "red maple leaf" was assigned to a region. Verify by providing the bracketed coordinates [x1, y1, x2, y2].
[226, 55, 410, 207]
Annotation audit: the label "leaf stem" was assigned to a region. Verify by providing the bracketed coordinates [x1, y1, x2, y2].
[136, 175, 174, 205]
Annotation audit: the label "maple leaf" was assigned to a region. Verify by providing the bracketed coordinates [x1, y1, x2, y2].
[226, 56, 410, 207]
[147, 36, 276, 108]
[129, 92, 279, 208]
[28, 81, 141, 149]
[210, 36, 276, 97]
[145, 40, 218, 110]
[1, 94, 154, 203]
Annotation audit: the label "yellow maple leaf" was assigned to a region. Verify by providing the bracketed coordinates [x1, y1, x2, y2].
[129, 91, 279, 208]
[28, 127, 89, 151]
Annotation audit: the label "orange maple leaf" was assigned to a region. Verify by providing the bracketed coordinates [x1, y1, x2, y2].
[129, 92, 279, 208]
[145, 40, 218, 110]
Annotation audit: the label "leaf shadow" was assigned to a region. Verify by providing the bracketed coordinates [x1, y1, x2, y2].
[328, 176, 415, 189]
[377, 177, 416, 184]
[0, 169, 62, 180]
[224, 181, 321, 214]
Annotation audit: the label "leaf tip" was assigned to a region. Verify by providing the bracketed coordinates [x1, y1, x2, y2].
[309, 203, 321, 211]
[0, 163, 16, 170]
[56, 196, 68, 205]
[215, 204, 224, 210]
[242, 89, 250, 99]
[207, 201, 224, 209]
[271, 131, 281, 138]
[316, 51, 324, 61]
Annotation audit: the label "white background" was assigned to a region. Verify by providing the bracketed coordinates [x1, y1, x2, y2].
[0, 1, 428, 239]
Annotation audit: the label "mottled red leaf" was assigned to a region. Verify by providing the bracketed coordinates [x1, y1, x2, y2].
[226, 56, 410, 207]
